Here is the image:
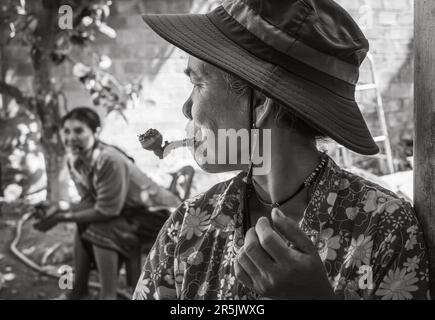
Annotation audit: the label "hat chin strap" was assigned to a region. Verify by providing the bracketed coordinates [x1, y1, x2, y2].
[248, 87, 257, 181]
[242, 87, 256, 234]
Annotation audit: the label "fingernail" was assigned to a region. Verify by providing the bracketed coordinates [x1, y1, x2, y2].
[257, 216, 269, 225]
[272, 208, 285, 219]
[256, 216, 270, 229]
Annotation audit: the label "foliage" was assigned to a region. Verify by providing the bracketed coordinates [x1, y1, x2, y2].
[0, 0, 141, 202]
[1, 0, 141, 119]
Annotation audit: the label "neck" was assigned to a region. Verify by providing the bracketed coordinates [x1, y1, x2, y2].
[252, 128, 320, 215]
[76, 140, 98, 163]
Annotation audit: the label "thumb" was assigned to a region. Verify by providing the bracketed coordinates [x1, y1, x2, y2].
[271, 208, 315, 254]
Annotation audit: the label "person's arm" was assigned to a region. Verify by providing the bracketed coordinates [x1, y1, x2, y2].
[368, 203, 431, 300]
[58, 207, 111, 224]
[33, 202, 112, 231]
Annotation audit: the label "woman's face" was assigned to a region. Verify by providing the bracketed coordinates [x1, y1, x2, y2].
[182, 56, 250, 173]
[62, 119, 97, 155]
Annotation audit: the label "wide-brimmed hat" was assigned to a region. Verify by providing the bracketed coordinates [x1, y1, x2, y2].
[142, 0, 379, 155]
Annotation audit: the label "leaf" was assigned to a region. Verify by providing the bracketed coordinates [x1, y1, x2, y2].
[3, 273, 16, 281]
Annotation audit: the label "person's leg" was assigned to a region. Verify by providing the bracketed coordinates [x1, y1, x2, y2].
[70, 230, 91, 298]
[125, 246, 142, 289]
[93, 245, 118, 300]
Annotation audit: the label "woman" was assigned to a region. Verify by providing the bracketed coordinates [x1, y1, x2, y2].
[34, 107, 180, 300]
[132, 0, 430, 300]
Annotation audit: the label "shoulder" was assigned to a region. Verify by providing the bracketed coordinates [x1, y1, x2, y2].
[170, 173, 242, 221]
[334, 165, 411, 214]
[329, 165, 423, 248]
[185, 173, 241, 206]
[94, 143, 129, 171]
[321, 159, 422, 240]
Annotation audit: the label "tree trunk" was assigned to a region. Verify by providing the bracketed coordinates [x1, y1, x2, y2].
[414, 0, 435, 298]
[32, 0, 69, 202]
[0, 44, 7, 119]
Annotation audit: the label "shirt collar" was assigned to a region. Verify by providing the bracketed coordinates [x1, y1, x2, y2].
[207, 154, 344, 235]
[300, 154, 343, 234]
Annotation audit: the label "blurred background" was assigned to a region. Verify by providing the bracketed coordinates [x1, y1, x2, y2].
[0, 0, 416, 299]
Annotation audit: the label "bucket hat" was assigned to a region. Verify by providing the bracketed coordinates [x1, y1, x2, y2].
[142, 0, 379, 155]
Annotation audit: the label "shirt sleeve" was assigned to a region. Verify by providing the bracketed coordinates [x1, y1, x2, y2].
[369, 202, 431, 300]
[93, 153, 129, 217]
[132, 203, 186, 300]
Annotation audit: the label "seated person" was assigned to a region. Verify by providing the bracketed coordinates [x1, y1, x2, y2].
[34, 107, 180, 300]
[133, 0, 430, 300]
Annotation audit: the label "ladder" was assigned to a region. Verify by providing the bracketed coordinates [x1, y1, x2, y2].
[337, 53, 395, 174]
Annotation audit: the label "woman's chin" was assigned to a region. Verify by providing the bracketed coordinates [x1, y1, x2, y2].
[196, 162, 246, 174]
[66, 147, 82, 155]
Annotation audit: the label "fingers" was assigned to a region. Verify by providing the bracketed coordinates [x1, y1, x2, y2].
[243, 227, 274, 271]
[237, 246, 261, 279]
[33, 221, 48, 232]
[271, 208, 315, 254]
[46, 205, 60, 217]
[235, 227, 270, 290]
[254, 217, 289, 262]
[33, 215, 57, 232]
[236, 226, 274, 285]
[234, 260, 253, 288]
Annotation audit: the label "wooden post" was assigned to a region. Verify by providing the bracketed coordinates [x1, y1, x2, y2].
[414, 0, 435, 298]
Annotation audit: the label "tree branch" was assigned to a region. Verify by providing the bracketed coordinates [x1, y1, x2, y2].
[0, 80, 27, 104]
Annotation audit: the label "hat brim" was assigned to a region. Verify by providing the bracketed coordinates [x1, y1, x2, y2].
[142, 13, 379, 155]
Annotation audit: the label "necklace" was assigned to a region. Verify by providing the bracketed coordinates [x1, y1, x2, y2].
[252, 153, 328, 209]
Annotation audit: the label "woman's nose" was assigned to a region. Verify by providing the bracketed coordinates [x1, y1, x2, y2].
[64, 133, 75, 143]
[182, 96, 193, 120]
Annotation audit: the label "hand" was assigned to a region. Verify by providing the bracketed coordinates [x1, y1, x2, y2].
[33, 201, 61, 218]
[234, 208, 336, 299]
[33, 213, 62, 232]
[33, 202, 66, 232]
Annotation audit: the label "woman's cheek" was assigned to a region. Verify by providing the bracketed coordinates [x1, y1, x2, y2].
[82, 135, 95, 149]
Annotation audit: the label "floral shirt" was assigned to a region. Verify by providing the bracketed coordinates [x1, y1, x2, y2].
[133, 156, 431, 300]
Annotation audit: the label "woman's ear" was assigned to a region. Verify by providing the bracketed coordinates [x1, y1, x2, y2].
[255, 96, 274, 128]
[95, 127, 102, 138]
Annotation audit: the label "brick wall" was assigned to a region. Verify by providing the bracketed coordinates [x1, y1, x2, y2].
[1, 0, 415, 198]
[335, 0, 414, 164]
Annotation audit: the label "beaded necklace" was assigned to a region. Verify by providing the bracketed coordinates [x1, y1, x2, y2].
[252, 153, 328, 209]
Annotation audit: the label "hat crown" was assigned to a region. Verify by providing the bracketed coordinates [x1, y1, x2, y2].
[141, 3, 380, 155]
[224, 0, 369, 67]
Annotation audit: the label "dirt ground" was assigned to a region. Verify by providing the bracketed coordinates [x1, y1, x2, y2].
[0, 214, 64, 300]
[0, 202, 101, 300]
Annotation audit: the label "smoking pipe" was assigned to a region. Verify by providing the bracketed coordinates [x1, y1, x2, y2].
[138, 128, 193, 159]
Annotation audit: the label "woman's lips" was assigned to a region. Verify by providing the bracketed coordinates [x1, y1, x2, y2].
[66, 143, 84, 152]
[185, 121, 204, 148]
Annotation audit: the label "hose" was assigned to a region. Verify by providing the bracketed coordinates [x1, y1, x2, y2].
[9, 212, 132, 300]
